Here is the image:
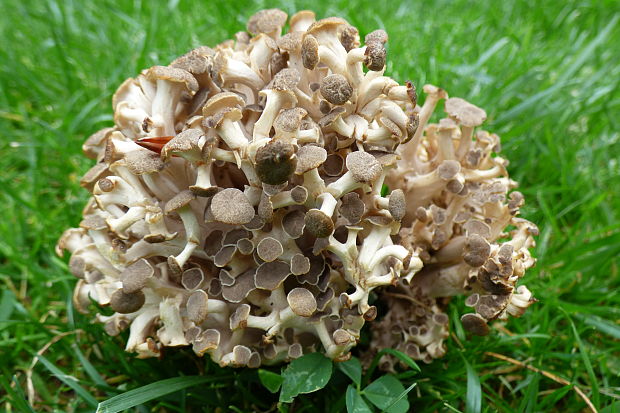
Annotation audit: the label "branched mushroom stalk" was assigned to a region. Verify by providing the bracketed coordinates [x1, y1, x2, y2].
[57, 9, 537, 369]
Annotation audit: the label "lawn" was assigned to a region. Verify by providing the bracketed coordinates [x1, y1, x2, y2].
[1, 0, 619, 411]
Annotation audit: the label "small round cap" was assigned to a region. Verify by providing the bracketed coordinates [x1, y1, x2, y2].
[210, 188, 255, 225]
[287, 288, 317, 317]
[320, 74, 353, 105]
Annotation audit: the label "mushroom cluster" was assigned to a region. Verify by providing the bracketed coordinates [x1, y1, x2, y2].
[57, 9, 537, 368]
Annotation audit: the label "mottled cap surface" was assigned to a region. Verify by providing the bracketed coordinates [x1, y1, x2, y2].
[320, 74, 353, 105]
[295, 145, 327, 174]
[345, 151, 382, 183]
[255, 141, 297, 185]
[165, 190, 195, 213]
[210, 188, 255, 224]
[110, 289, 145, 314]
[287, 288, 317, 317]
[271, 68, 301, 91]
[124, 150, 165, 175]
[445, 97, 487, 127]
[145, 66, 198, 92]
[121, 259, 154, 293]
[247, 9, 288, 35]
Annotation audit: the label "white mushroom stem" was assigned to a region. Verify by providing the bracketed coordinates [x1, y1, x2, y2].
[327, 172, 367, 199]
[318, 45, 347, 76]
[365, 126, 392, 143]
[437, 128, 456, 161]
[106, 206, 146, 238]
[217, 118, 249, 150]
[219, 55, 264, 93]
[125, 307, 159, 353]
[151, 80, 183, 136]
[194, 162, 214, 189]
[367, 245, 409, 271]
[145, 209, 177, 240]
[246, 312, 278, 330]
[253, 90, 297, 140]
[399, 85, 447, 166]
[297, 126, 321, 143]
[357, 76, 397, 111]
[346, 47, 367, 86]
[333, 115, 354, 137]
[456, 125, 475, 160]
[303, 168, 327, 204]
[358, 224, 392, 270]
[172, 205, 201, 267]
[158, 297, 189, 346]
[317, 192, 338, 216]
[249, 35, 276, 82]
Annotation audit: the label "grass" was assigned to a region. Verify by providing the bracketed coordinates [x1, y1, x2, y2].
[1, 0, 619, 411]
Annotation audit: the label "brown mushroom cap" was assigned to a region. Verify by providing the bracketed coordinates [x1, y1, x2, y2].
[320, 74, 353, 105]
[340, 192, 365, 224]
[221, 269, 256, 303]
[255, 261, 290, 290]
[463, 235, 491, 267]
[256, 237, 284, 262]
[288, 343, 303, 359]
[182, 268, 205, 290]
[295, 145, 327, 174]
[388, 189, 406, 221]
[318, 106, 346, 129]
[287, 288, 317, 317]
[444, 97, 487, 127]
[437, 160, 461, 180]
[247, 8, 288, 35]
[365, 29, 388, 45]
[210, 188, 255, 225]
[80, 163, 109, 190]
[187, 290, 209, 323]
[282, 209, 306, 238]
[277, 32, 303, 53]
[83, 127, 113, 159]
[145, 65, 199, 92]
[124, 150, 166, 175]
[230, 304, 251, 330]
[161, 128, 203, 160]
[304, 209, 334, 238]
[476, 294, 511, 320]
[110, 289, 145, 314]
[340, 25, 360, 52]
[461, 313, 490, 336]
[80, 215, 107, 231]
[274, 107, 308, 133]
[290, 253, 311, 275]
[170, 47, 213, 75]
[271, 68, 301, 91]
[301, 35, 319, 69]
[203, 92, 245, 117]
[164, 190, 195, 214]
[121, 259, 154, 293]
[345, 151, 382, 183]
[364, 42, 386, 71]
[255, 141, 297, 185]
[97, 178, 115, 192]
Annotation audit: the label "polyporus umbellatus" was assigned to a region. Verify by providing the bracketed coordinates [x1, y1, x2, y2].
[58, 9, 537, 368]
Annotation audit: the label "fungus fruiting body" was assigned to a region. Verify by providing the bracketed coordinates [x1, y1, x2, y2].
[58, 9, 537, 369]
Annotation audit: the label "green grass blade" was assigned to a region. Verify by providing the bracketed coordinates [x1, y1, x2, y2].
[0, 372, 36, 413]
[96, 375, 232, 413]
[36, 354, 98, 407]
[461, 356, 481, 413]
[563, 309, 600, 409]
